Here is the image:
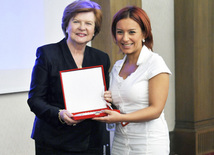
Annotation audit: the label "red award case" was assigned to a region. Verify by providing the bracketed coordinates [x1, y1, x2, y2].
[60, 65, 119, 120]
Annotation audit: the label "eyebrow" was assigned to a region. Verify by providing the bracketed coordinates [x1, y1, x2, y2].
[116, 28, 137, 31]
[72, 18, 94, 23]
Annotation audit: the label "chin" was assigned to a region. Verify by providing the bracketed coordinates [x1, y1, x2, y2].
[121, 49, 132, 54]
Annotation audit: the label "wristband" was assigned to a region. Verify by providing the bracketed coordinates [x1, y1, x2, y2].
[58, 110, 65, 124]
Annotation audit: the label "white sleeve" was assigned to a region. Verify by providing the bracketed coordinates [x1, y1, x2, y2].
[147, 54, 171, 79]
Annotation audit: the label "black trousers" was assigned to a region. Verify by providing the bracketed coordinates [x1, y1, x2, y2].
[35, 142, 103, 155]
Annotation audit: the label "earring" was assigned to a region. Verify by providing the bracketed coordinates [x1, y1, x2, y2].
[142, 39, 145, 42]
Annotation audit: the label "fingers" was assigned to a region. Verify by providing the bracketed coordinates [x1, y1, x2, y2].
[92, 115, 109, 122]
[104, 91, 113, 103]
[104, 91, 111, 98]
[92, 110, 118, 123]
[103, 109, 112, 114]
[59, 110, 82, 126]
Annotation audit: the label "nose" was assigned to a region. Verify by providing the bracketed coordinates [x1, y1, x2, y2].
[122, 33, 129, 42]
[79, 23, 86, 30]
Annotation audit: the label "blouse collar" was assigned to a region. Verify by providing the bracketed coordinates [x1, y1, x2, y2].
[114, 45, 152, 68]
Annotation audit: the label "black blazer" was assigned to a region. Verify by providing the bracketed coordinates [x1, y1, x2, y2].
[28, 38, 110, 152]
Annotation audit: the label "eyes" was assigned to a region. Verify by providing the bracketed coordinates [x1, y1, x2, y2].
[116, 30, 136, 35]
[72, 20, 94, 26]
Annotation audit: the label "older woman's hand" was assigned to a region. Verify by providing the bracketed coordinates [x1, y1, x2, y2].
[59, 109, 83, 126]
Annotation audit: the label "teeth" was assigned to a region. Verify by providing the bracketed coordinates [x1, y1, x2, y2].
[123, 43, 132, 46]
[77, 33, 86, 36]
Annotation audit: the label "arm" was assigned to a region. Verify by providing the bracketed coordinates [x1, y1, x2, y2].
[28, 47, 80, 126]
[27, 47, 61, 126]
[124, 73, 169, 122]
[93, 73, 169, 123]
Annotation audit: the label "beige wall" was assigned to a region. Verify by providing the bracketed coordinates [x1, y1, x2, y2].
[0, 92, 35, 154]
[0, 0, 175, 154]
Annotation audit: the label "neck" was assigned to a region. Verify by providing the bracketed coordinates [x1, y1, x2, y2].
[125, 48, 142, 65]
[66, 39, 85, 68]
[66, 39, 86, 55]
[126, 54, 139, 65]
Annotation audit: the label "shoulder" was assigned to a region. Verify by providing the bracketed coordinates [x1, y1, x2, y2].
[150, 52, 164, 64]
[110, 57, 125, 75]
[148, 51, 167, 68]
[35, 39, 66, 61]
[37, 39, 64, 54]
[85, 46, 110, 66]
[147, 51, 171, 79]
[84, 46, 110, 71]
[114, 59, 124, 67]
[140, 46, 164, 65]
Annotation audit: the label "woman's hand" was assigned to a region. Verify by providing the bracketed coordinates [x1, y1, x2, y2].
[104, 91, 112, 103]
[59, 109, 83, 126]
[92, 109, 122, 123]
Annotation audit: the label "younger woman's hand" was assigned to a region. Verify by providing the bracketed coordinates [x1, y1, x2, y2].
[92, 109, 122, 124]
[104, 91, 112, 103]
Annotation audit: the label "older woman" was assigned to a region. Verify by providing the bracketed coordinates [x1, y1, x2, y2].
[27, 1, 111, 154]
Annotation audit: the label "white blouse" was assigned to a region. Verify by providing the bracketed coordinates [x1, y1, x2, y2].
[110, 46, 171, 155]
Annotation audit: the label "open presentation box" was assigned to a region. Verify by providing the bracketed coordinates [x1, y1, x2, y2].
[60, 65, 119, 120]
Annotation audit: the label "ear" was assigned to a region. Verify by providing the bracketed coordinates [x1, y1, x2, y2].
[142, 31, 146, 42]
